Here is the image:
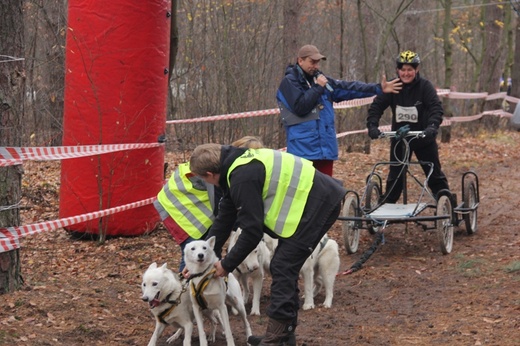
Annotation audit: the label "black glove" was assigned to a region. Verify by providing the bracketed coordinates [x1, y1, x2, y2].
[423, 125, 438, 139]
[368, 126, 381, 139]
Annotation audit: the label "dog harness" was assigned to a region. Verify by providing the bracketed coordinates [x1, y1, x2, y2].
[156, 274, 189, 325]
[307, 236, 329, 262]
[190, 268, 218, 310]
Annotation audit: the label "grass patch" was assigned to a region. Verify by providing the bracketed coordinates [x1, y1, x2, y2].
[455, 256, 486, 277]
[504, 261, 520, 274]
[0, 330, 18, 344]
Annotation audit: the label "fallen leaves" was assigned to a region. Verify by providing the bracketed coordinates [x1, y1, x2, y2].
[2, 130, 520, 345]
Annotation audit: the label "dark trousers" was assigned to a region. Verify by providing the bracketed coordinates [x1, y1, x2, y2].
[311, 159, 334, 176]
[266, 202, 341, 322]
[385, 138, 449, 203]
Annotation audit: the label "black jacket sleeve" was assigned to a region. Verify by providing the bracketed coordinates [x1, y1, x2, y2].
[220, 161, 266, 273]
[422, 79, 443, 128]
[206, 195, 237, 257]
[367, 92, 392, 127]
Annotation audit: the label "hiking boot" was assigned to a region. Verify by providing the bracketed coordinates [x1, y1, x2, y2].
[247, 333, 296, 346]
[247, 318, 296, 346]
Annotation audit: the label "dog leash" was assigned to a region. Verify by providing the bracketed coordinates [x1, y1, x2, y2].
[338, 232, 384, 276]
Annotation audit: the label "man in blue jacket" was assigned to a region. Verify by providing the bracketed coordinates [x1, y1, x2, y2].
[277, 44, 402, 176]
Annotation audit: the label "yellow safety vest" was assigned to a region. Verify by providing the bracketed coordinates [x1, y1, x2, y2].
[227, 149, 315, 237]
[155, 162, 214, 239]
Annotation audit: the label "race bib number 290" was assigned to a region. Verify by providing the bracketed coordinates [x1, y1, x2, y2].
[396, 105, 418, 123]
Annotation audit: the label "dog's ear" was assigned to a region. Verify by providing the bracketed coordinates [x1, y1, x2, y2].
[207, 236, 216, 249]
[161, 263, 168, 270]
[148, 262, 158, 270]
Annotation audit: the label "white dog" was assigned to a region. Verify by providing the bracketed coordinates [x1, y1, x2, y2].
[141, 262, 194, 346]
[184, 236, 252, 346]
[228, 228, 271, 315]
[141, 262, 222, 346]
[300, 234, 340, 310]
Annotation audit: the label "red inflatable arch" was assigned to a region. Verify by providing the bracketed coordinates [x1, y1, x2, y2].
[59, 0, 171, 236]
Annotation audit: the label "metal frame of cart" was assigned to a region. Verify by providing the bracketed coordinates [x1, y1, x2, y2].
[338, 131, 480, 255]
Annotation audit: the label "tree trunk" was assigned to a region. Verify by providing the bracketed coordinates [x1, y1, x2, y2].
[510, 14, 520, 99]
[478, 1, 505, 130]
[0, 165, 23, 294]
[282, 0, 299, 66]
[0, 0, 25, 294]
[441, 0, 453, 143]
[279, 0, 299, 148]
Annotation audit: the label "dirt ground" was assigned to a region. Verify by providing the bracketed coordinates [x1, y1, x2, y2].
[1, 129, 519, 346]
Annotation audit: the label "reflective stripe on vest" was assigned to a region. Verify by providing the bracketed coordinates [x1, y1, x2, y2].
[155, 162, 214, 239]
[227, 149, 315, 237]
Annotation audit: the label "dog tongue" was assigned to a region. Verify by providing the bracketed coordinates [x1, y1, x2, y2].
[149, 299, 160, 308]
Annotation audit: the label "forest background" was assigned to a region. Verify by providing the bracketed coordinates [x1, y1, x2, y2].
[1, 0, 520, 291]
[1, 2, 520, 344]
[7, 0, 520, 151]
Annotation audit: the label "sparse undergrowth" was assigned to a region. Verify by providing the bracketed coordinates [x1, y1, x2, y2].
[1, 130, 520, 345]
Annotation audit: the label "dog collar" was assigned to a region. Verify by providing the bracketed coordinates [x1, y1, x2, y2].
[187, 261, 214, 281]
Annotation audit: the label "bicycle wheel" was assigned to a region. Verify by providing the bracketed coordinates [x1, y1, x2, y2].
[365, 180, 381, 234]
[342, 195, 360, 254]
[436, 195, 453, 255]
[463, 179, 478, 235]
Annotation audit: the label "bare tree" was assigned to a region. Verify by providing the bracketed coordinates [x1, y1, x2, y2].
[360, 0, 416, 81]
[0, 0, 25, 294]
[283, 0, 299, 66]
[441, 0, 453, 143]
[13, 0, 512, 153]
[24, 0, 67, 146]
[168, 0, 179, 80]
[478, 1, 506, 130]
[511, 6, 520, 98]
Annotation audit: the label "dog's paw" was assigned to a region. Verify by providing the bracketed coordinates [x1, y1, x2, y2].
[302, 303, 315, 310]
[250, 309, 260, 316]
[166, 328, 183, 343]
[322, 302, 332, 309]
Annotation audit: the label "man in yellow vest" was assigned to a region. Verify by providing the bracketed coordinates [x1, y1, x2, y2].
[154, 136, 263, 271]
[189, 144, 347, 346]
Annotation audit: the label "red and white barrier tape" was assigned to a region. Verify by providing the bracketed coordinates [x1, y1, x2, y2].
[2, 91, 516, 167]
[0, 197, 156, 253]
[165, 89, 515, 125]
[0, 143, 163, 167]
[442, 91, 520, 104]
[0, 89, 517, 252]
[335, 109, 513, 138]
[166, 108, 281, 124]
[165, 98, 383, 125]
[333, 96, 376, 109]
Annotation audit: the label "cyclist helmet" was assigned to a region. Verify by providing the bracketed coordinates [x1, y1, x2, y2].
[396, 50, 420, 68]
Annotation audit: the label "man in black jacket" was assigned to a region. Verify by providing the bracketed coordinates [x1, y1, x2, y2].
[189, 144, 347, 345]
[366, 50, 449, 203]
